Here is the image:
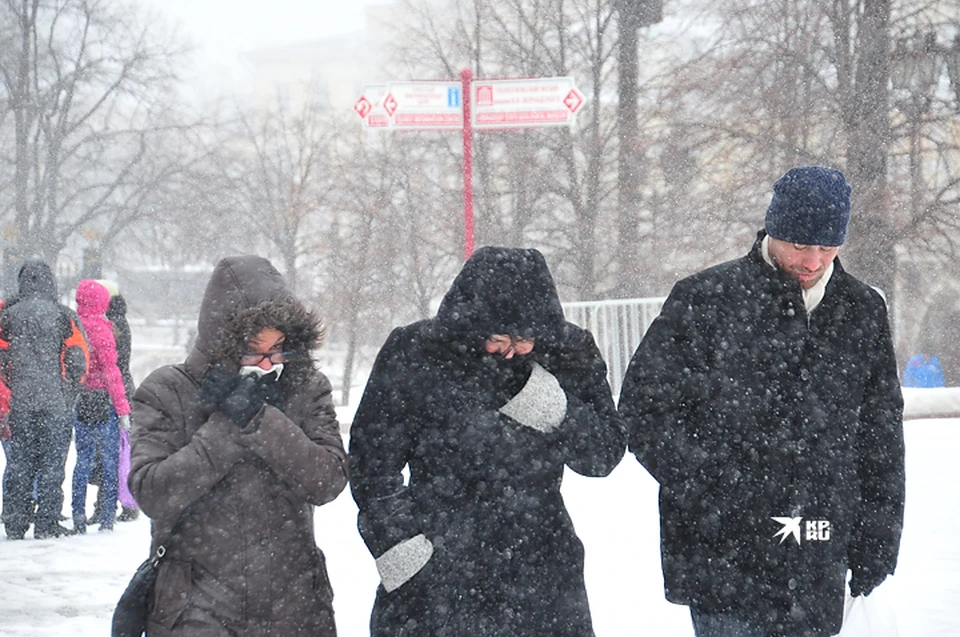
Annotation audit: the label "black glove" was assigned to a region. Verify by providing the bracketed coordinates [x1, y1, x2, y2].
[221, 371, 287, 429]
[202, 364, 285, 428]
[849, 566, 887, 597]
[200, 364, 242, 409]
[219, 375, 266, 427]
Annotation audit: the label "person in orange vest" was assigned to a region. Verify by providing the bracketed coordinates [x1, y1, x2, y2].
[0, 260, 89, 539]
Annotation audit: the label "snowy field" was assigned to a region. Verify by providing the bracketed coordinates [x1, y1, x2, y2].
[0, 400, 956, 636]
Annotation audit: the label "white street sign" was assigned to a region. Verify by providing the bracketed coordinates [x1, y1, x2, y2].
[383, 81, 463, 130]
[472, 77, 584, 128]
[353, 85, 390, 128]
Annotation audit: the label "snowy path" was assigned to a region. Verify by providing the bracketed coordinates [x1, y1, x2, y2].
[0, 418, 956, 636]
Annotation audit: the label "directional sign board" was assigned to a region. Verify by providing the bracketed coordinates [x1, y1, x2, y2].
[353, 85, 390, 128]
[472, 77, 584, 128]
[383, 81, 463, 130]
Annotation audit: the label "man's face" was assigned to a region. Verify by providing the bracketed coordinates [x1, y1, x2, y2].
[767, 237, 840, 289]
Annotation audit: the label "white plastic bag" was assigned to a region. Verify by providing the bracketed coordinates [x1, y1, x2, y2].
[836, 585, 899, 637]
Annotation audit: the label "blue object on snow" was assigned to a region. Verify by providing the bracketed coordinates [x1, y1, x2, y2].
[903, 353, 945, 388]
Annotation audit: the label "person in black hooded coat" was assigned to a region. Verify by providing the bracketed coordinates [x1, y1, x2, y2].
[349, 246, 626, 637]
[0, 259, 89, 539]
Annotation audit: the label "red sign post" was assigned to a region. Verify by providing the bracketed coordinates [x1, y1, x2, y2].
[461, 69, 474, 260]
[354, 71, 583, 259]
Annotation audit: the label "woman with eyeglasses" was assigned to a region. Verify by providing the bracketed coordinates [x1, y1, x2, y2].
[349, 246, 626, 637]
[127, 255, 347, 637]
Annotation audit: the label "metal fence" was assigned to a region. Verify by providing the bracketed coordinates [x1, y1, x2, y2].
[563, 297, 666, 403]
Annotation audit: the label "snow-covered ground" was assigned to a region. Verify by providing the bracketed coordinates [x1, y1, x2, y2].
[0, 404, 956, 636]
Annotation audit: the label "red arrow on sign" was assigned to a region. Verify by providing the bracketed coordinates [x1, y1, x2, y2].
[563, 89, 584, 114]
[354, 96, 372, 119]
[383, 93, 398, 117]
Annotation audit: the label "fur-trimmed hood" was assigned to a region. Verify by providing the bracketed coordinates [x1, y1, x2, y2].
[189, 256, 324, 385]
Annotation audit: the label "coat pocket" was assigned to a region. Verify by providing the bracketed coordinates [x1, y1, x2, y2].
[151, 558, 192, 630]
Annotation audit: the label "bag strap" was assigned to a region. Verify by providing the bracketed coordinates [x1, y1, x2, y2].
[149, 544, 166, 567]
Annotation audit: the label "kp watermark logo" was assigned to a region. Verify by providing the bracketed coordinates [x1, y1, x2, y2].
[771, 517, 831, 545]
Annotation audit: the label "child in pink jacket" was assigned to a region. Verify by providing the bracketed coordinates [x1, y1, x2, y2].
[71, 279, 131, 532]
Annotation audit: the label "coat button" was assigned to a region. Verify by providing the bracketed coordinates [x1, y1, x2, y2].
[788, 578, 798, 590]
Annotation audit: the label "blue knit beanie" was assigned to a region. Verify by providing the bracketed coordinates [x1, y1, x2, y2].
[764, 166, 851, 246]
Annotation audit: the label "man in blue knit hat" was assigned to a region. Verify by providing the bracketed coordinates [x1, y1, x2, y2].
[620, 166, 905, 636]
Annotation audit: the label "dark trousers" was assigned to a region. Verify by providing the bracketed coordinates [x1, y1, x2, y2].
[2, 409, 72, 535]
[72, 410, 119, 526]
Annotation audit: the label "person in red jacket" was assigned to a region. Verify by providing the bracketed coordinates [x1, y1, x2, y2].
[71, 279, 131, 532]
[86, 285, 141, 523]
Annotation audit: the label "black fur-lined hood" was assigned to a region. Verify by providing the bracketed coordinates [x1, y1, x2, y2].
[188, 255, 324, 386]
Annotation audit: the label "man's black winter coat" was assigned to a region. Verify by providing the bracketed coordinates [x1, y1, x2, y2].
[619, 233, 905, 636]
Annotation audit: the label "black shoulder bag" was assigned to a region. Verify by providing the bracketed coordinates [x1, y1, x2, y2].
[112, 366, 203, 636]
[111, 494, 201, 637]
[111, 543, 167, 637]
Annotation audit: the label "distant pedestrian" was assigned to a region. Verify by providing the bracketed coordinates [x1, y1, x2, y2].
[129, 255, 347, 635]
[349, 246, 626, 636]
[71, 279, 131, 533]
[107, 292, 140, 522]
[0, 260, 89, 539]
[0, 300, 10, 442]
[902, 352, 945, 388]
[87, 289, 140, 523]
[620, 166, 905, 636]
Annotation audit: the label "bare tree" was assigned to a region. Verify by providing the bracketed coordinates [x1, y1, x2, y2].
[640, 0, 960, 326]
[319, 119, 461, 404]
[377, 0, 623, 300]
[225, 98, 336, 294]
[0, 0, 187, 272]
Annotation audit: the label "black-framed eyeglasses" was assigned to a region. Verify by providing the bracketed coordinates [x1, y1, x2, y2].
[239, 351, 295, 366]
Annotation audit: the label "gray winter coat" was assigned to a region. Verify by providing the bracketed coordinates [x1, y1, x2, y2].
[130, 256, 348, 637]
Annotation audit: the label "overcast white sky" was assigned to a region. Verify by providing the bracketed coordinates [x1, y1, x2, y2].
[139, 0, 390, 93]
